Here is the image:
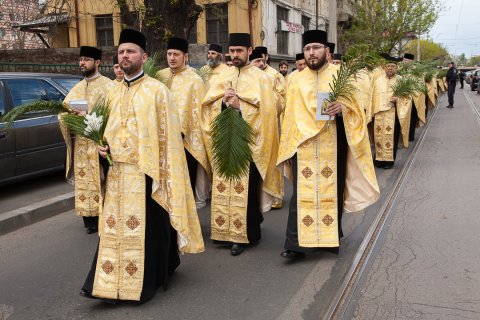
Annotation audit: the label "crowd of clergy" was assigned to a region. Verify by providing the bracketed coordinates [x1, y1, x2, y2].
[61, 27, 446, 303]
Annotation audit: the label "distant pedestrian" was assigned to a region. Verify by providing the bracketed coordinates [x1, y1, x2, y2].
[459, 70, 465, 89]
[446, 62, 457, 108]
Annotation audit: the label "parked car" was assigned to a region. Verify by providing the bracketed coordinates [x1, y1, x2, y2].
[465, 71, 472, 84]
[470, 69, 480, 91]
[0, 72, 82, 186]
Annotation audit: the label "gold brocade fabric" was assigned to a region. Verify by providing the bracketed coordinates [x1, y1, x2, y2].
[104, 75, 204, 254]
[156, 67, 210, 176]
[264, 64, 287, 116]
[202, 63, 282, 243]
[278, 64, 379, 217]
[200, 63, 230, 88]
[413, 90, 426, 127]
[355, 69, 374, 123]
[93, 162, 146, 301]
[438, 77, 445, 92]
[373, 107, 396, 161]
[61, 75, 115, 217]
[297, 127, 339, 247]
[371, 72, 411, 148]
[426, 81, 437, 109]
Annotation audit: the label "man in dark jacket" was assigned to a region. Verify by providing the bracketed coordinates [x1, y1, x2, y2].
[459, 70, 465, 89]
[446, 62, 458, 108]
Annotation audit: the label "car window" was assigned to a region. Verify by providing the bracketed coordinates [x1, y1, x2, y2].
[43, 81, 65, 101]
[0, 85, 5, 117]
[52, 78, 81, 92]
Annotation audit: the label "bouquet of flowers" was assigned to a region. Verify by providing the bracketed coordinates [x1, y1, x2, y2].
[60, 98, 112, 165]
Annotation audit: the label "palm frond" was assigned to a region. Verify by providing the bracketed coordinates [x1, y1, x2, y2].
[143, 52, 161, 79]
[194, 67, 212, 84]
[1, 100, 70, 129]
[392, 76, 424, 99]
[211, 107, 255, 182]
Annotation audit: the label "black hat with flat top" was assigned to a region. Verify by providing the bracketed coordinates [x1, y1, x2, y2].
[118, 28, 146, 51]
[295, 53, 305, 61]
[167, 37, 189, 53]
[80, 46, 102, 60]
[229, 33, 252, 48]
[302, 30, 328, 47]
[208, 43, 222, 53]
[404, 53, 415, 60]
[249, 48, 263, 61]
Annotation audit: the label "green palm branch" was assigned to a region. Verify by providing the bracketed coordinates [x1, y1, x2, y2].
[211, 107, 255, 182]
[1, 100, 70, 129]
[144, 52, 161, 79]
[61, 98, 112, 165]
[194, 67, 212, 84]
[392, 76, 424, 99]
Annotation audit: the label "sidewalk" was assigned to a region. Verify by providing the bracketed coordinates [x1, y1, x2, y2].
[346, 90, 480, 319]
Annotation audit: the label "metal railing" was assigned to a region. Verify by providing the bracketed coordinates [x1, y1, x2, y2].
[0, 63, 114, 78]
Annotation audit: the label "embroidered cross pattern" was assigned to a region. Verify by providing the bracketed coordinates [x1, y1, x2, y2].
[79, 194, 86, 202]
[385, 142, 392, 148]
[322, 215, 334, 226]
[215, 216, 225, 227]
[78, 170, 86, 178]
[302, 167, 313, 179]
[217, 182, 226, 193]
[376, 142, 382, 149]
[321, 166, 333, 179]
[386, 125, 392, 132]
[126, 216, 140, 230]
[125, 261, 138, 276]
[233, 219, 243, 229]
[106, 215, 116, 229]
[302, 215, 314, 227]
[234, 183, 244, 194]
[93, 195, 100, 203]
[102, 260, 114, 274]
[376, 126, 382, 132]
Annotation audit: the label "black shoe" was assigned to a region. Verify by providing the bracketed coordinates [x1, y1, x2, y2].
[231, 243, 246, 256]
[280, 249, 306, 260]
[383, 164, 393, 169]
[79, 289, 95, 299]
[213, 240, 231, 245]
[85, 227, 98, 234]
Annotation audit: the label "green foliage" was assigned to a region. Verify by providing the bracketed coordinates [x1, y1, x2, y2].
[61, 98, 112, 165]
[194, 67, 212, 84]
[327, 45, 382, 103]
[1, 100, 70, 129]
[391, 76, 425, 99]
[342, 0, 442, 54]
[404, 39, 450, 63]
[144, 52, 161, 79]
[211, 107, 255, 182]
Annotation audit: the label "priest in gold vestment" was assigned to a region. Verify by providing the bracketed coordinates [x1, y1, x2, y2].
[80, 29, 204, 303]
[62, 46, 114, 234]
[371, 55, 411, 169]
[277, 30, 379, 260]
[157, 37, 210, 209]
[200, 43, 230, 87]
[202, 33, 282, 256]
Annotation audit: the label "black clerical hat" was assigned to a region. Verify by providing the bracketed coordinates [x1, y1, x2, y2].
[80, 46, 102, 60]
[229, 33, 251, 48]
[302, 30, 328, 47]
[118, 29, 146, 51]
[327, 42, 335, 53]
[255, 46, 268, 55]
[208, 43, 222, 53]
[404, 53, 415, 60]
[333, 53, 342, 60]
[113, 55, 118, 65]
[380, 53, 399, 63]
[167, 37, 189, 53]
[295, 53, 305, 61]
[225, 55, 232, 61]
[249, 48, 263, 61]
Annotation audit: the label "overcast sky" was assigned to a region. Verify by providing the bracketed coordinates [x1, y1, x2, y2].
[428, 0, 480, 58]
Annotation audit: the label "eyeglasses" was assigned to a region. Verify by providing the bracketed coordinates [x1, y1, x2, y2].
[303, 45, 326, 52]
[79, 57, 94, 62]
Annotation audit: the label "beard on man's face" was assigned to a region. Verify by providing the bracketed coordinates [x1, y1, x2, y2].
[306, 53, 326, 71]
[232, 56, 247, 68]
[81, 64, 96, 77]
[207, 55, 222, 68]
[280, 69, 288, 76]
[120, 59, 142, 76]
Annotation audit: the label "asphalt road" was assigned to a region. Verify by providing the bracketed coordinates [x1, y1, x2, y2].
[345, 87, 480, 319]
[0, 105, 429, 320]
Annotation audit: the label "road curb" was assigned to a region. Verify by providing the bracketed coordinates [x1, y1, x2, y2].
[0, 191, 74, 236]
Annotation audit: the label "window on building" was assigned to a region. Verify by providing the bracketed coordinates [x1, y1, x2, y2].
[206, 4, 228, 52]
[277, 6, 289, 55]
[0, 13, 4, 21]
[302, 15, 310, 32]
[95, 15, 114, 47]
[0, 29, 5, 39]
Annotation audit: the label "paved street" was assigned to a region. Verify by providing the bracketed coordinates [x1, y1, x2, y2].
[3, 88, 480, 320]
[345, 87, 480, 319]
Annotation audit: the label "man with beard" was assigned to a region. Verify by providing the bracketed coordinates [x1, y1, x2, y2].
[279, 60, 289, 77]
[371, 55, 411, 169]
[80, 29, 204, 303]
[277, 30, 379, 260]
[225, 54, 234, 67]
[286, 53, 306, 87]
[112, 55, 124, 82]
[61, 46, 114, 234]
[332, 53, 342, 65]
[157, 37, 210, 209]
[201, 33, 282, 256]
[200, 43, 229, 86]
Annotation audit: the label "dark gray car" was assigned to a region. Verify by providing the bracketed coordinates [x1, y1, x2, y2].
[0, 72, 82, 186]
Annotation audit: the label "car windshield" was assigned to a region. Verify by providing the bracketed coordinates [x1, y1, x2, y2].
[52, 78, 81, 92]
